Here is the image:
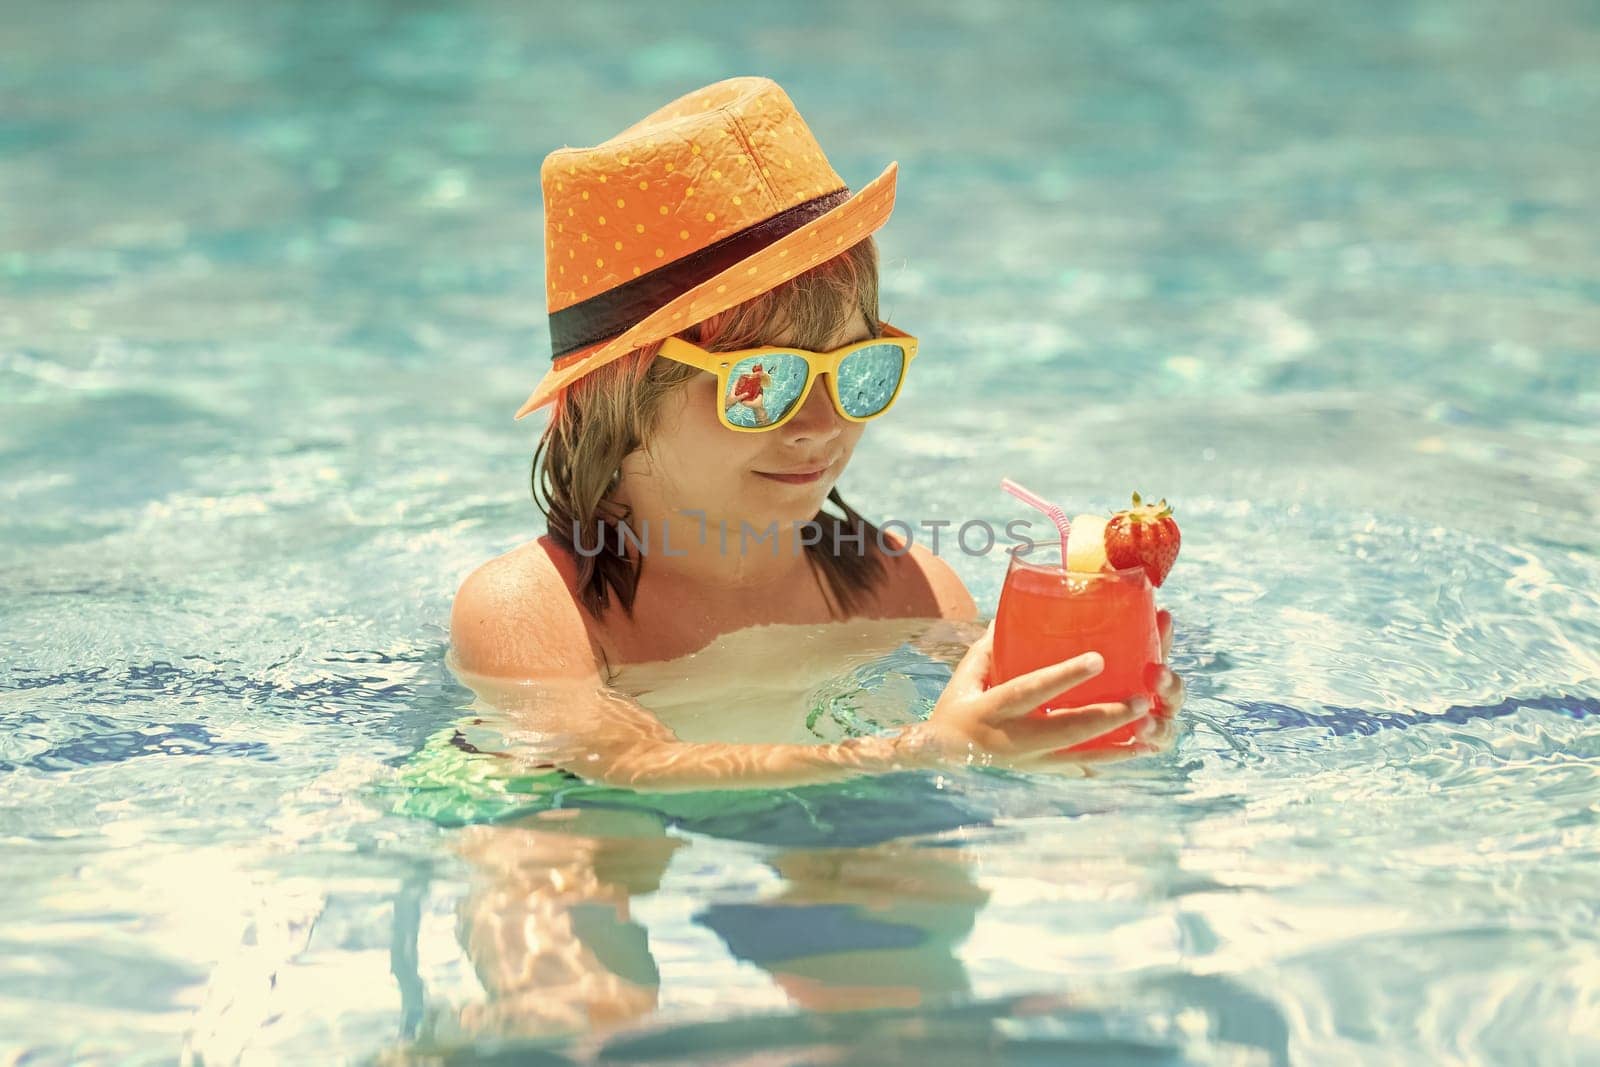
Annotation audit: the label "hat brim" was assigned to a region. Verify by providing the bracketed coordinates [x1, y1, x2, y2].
[514, 160, 899, 421]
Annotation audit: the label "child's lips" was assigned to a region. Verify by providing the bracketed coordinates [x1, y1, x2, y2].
[754, 468, 826, 484]
[753, 459, 833, 484]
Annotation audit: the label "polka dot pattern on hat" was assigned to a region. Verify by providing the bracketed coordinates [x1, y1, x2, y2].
[539, 77, 847, 313]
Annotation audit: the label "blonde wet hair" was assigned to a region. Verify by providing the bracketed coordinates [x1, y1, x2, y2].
[532, 237, 892, 621]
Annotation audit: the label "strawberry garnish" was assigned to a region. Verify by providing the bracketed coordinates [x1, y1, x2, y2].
[1104, 491, 1181, 587]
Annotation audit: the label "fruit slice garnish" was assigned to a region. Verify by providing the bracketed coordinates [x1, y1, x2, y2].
[1066, 513, 1108, 573]
[1104, 491, 1181, 587]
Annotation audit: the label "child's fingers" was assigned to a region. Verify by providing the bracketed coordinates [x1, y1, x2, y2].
[1138, 714, 1179, 750]
[1023, 713, 1169, 770]
[1153, 667, 1185, 715]
[983, 652, 1104, 721]
[1014, 726, 1159, 773]
[1008, 697, 1147, 752]
[1030, 743, 1150, 769]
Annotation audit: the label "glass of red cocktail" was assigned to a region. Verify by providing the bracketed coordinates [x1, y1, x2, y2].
[991, 539, 1162, 751]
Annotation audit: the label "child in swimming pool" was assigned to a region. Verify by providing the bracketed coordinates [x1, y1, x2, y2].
[449, 77, 1185, 791]
[724, 362, 773, 425]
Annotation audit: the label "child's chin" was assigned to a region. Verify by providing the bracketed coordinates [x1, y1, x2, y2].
[744, 483, 833, 523]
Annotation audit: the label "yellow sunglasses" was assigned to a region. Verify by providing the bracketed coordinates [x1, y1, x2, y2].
[657, 321, 919, 432]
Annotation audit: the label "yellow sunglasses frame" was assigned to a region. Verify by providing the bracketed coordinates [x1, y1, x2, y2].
[656, 321, 920, 433]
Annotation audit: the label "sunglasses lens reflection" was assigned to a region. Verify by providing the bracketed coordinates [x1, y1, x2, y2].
[836, 343, 906, 418]
[724, 353, 807, 428]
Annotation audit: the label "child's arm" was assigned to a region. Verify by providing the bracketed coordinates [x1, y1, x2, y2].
[449, 548, 1158, 794]
[480, 675, 941, 793]
[453, 614, 1148, 794]
[449, 554, 940, 791]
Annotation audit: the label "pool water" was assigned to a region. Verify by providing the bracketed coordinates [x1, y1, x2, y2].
[4, 0, 1599, 1062]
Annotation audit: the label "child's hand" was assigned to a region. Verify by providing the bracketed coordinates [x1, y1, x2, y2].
[1150, 609, 1186, 718]
[1105, 609, 1184, 768]
[905, 620, 1150, 770]
[903, 611, 1186, 774]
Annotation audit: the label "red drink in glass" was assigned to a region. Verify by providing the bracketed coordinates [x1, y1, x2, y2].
[991, 539, 1162, 750]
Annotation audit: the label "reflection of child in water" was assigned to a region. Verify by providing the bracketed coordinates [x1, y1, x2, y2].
[724, 363, 773, 425]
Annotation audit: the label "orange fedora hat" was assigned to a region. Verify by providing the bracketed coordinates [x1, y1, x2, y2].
[515, 76, 899, 420]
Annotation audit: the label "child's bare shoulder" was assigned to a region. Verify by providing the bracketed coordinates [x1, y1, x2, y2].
[868, 534, 978, 622]
[449, 537, 600, 679]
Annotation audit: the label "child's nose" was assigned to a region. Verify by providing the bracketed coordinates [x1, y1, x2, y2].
[784, 374, 844, 441]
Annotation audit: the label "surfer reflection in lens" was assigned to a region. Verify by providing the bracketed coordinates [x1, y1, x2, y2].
[724, 362, 773, 425]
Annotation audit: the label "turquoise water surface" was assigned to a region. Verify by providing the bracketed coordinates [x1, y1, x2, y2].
[4, 0, 1599, 1063]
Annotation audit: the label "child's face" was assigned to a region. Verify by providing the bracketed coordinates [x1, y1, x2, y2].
[642, 309, 875, 529]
